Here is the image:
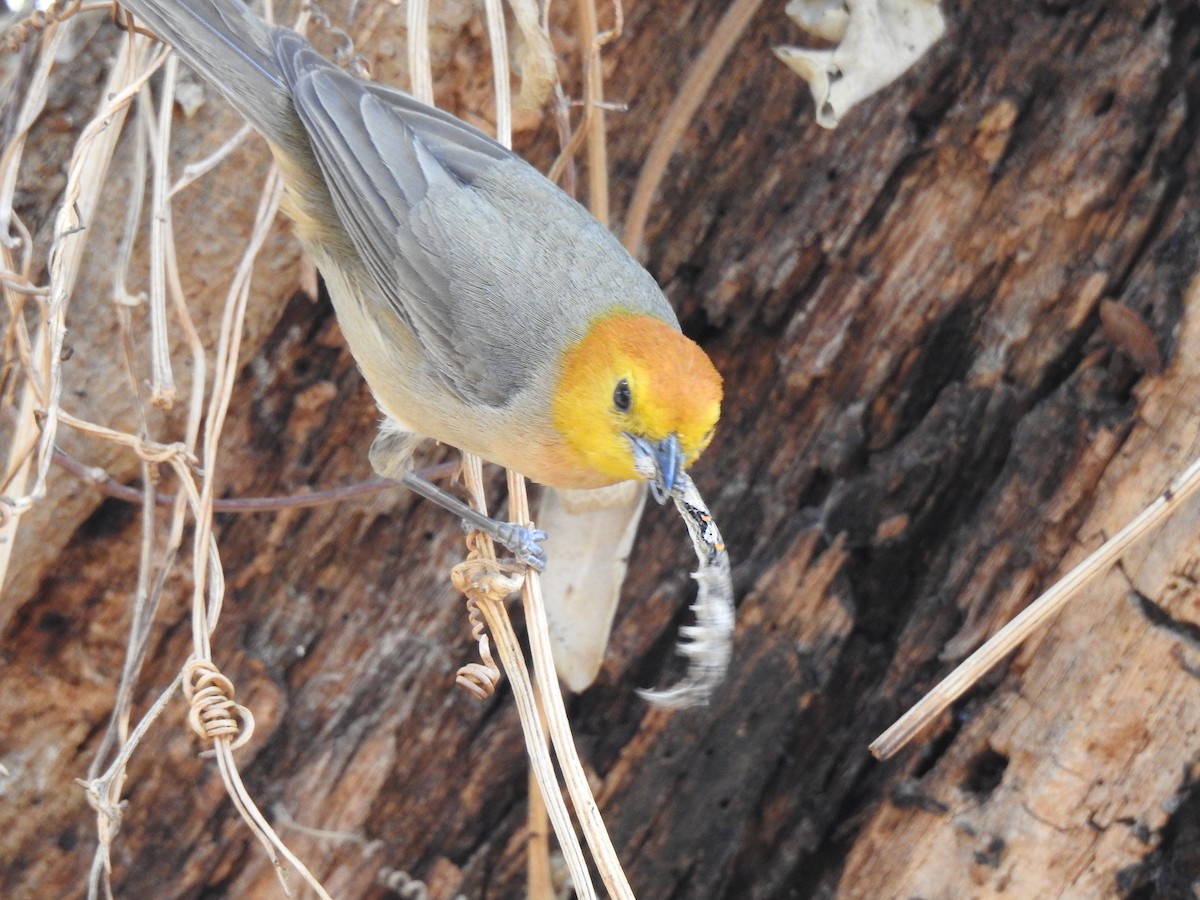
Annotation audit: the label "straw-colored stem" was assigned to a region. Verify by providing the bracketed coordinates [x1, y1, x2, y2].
[482, 0, 512, 147]
[527, 718, 554, 900]
[1, 30, 165, 596]
[508, 470, 636, 900]
[35, 40, 169, 504]
[577, 0, 609, 224]
[458, 458, 596, 899]
[478, 589, 594, 898]
[406, 0, 432, 102]
[870, 449, 1200, 759]
[147, 54, 179, 407]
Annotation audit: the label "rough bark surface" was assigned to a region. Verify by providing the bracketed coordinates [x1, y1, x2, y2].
[3, 1, 1200, 898]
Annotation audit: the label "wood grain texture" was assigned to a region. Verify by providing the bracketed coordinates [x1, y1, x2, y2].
[3, 0, 1200, 897]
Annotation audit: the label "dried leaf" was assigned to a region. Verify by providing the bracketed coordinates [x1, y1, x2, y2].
[785, 0, 851, 43]
[539, 481, 648, 692]
[775, 0, 945, 128]
[508, 0, 556, 112]
[1100, 299, 1162, 376]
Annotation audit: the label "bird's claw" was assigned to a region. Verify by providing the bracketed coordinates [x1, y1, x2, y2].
[499, 525, 548, 572]
[462, 520, 547, 572]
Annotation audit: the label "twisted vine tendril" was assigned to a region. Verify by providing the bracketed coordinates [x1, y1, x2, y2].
[450, 532, 523, 699]
[182, 659, 254, 750]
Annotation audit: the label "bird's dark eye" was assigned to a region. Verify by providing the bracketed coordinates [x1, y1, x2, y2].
[613, 378, 632, 412]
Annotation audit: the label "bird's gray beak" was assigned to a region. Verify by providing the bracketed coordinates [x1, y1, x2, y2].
[627, 433, 682, 504]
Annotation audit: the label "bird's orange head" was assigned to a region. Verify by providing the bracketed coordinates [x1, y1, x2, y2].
[551, 312, 722, 501]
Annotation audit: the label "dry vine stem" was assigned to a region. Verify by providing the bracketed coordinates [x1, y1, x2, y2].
[621, 0, 765, 256]
[452, 457, 595, 900]
[0, 21, 167, 591]
[872, 440, 1200, 759]
[182, 163, 337, 899]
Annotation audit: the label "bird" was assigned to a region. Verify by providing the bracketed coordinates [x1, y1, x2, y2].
[112, 0, 723, 573]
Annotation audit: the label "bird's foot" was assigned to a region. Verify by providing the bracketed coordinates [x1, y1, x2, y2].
[479, 521, 548, 572]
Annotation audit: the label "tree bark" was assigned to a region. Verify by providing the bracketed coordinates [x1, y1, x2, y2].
[3, 0, 1200, 898]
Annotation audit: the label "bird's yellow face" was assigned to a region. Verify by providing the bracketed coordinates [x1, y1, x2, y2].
[552, 313, 723, 497]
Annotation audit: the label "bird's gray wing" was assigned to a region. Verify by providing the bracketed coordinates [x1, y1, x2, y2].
[272, 30, 566, 405]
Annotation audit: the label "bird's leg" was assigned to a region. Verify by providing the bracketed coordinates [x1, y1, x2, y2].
[400, 471, 548, 571]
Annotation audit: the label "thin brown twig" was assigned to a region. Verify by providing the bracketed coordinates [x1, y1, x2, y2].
[51, 443, 456, 512]
[546, 106, 592, 186]
[576, 0, 608, 224]
[622, 0, 765, 256]
[545, 0, 623, 187]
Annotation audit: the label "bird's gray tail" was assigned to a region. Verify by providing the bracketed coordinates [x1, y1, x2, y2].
[118, 0, 300, 151]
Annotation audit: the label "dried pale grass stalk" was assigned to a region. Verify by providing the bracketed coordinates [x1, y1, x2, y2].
[455, 456, 597, 900]
[872, 445, 1200, 759]
[526, 729, 554, 900]
[113, 86, 149, 310]
[507, 467, 635, 900]
[146, 53, 181, 408]
[405, 0, 432, 102]
[1, 27, 61, 590]
[483, 0, 512, 144]
[36, 37, 168, 502]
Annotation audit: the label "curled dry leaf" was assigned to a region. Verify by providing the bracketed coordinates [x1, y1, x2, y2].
[783, 0, 850, 43]
[539, 480, 648, 692]
[508, 0, 557, 112]
[774, 0, 945, 128]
